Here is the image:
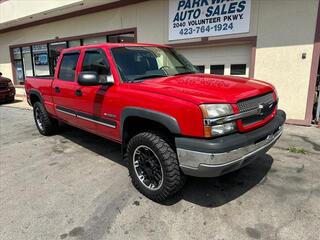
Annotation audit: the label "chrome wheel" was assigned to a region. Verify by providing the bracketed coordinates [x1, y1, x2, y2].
[133, 145, 164, 191]
[35, 107, 44, 131]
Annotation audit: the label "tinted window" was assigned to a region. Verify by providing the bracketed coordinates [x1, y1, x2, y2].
[210, 65, 224, 75]
[58, 53, 79, 81]
[231, 64, 246, 75]
[82, 51, 110, 81]
[195, 65, 205, 73]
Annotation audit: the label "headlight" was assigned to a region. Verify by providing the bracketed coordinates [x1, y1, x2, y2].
[200, 104, 233, 118]
[8, 81, 14, 87]
[200, 104, 236, 137]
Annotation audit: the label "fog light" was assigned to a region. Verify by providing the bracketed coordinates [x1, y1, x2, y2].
[211, 122, 237, 136]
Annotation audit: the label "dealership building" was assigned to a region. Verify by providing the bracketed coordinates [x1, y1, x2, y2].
[0, 0, 319, 125]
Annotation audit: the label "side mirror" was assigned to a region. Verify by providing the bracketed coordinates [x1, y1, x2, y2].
[100, 74, 114, 86]
[78, 72, 100, 86]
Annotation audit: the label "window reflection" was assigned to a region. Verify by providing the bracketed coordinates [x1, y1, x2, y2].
[22, 47, 34, 77]
[32, 44, 50, 76]
[48, 42, 67, 75]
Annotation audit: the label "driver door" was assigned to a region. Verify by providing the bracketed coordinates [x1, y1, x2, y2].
[73, 48, 115, 135]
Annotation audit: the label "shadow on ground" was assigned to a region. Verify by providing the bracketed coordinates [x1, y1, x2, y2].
[0, 99, 23, 105]
[167, 155, 272, 207]
[59, 124, 273, 208]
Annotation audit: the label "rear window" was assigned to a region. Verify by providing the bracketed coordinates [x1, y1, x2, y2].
[58, 53, 79, 81]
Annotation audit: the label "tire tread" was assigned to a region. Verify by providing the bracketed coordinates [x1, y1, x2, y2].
[126, 132, 185, 202]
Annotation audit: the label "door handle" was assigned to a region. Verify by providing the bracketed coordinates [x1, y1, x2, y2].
[55, 86, 60, 93]
[75, 89, 82, 96]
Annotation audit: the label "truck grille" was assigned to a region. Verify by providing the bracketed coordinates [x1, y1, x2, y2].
[237, 92, 274, 112]
[237, 92, 275, 126]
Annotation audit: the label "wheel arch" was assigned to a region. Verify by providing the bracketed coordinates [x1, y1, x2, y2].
[29, 89, 43, 106]
[121, 107, 181, 153]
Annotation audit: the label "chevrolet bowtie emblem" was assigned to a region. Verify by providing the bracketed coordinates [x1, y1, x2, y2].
[258, 103, 274, 116]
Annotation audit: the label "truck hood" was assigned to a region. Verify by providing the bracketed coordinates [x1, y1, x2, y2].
[128, 74, 274, 104]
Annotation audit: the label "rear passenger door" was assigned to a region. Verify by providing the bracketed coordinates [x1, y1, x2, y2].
[52, 51, 81, 124]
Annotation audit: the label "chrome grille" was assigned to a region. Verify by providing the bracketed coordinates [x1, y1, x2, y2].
[237, 92, 274, 112]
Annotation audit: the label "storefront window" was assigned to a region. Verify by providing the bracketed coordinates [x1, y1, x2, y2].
[10, 30, 137, 83]
[32, 44, 50, 76]
[83, 36, 106, 45]
[48, 42, 67, 75]
[68, 40, 81, 47]
[22, 47, 34, 77]
[13, 48, 21, 60]
[12, 48, 24, 84]
[107, 32, 135, 43]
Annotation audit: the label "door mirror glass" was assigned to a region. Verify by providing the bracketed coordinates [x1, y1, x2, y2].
[78, 71, 100, 86]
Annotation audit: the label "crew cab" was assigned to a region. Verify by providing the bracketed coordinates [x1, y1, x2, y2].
[25, 43, 286, 202]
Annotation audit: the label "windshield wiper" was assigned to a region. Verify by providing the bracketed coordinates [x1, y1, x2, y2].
[133, 74, 167, 81]
[174, 71, 196, 76]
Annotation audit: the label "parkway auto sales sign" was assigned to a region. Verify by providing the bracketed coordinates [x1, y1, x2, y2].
[169, 0, 251, 41]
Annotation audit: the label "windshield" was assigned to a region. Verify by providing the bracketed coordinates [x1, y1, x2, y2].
[111, 46, 199, 82]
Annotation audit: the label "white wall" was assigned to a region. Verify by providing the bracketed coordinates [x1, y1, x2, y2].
[254, 0, 319, 120]
[0, 0, 83, 24]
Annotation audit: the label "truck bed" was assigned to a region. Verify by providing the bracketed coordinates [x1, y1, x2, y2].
[25, 76, 55, 115]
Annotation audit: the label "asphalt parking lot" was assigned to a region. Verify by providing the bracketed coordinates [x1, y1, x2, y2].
[0, 106, 319, 240]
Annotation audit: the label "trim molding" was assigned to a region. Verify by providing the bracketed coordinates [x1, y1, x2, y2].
[169, 36, 257, 48]
[0, 0, 148, 34]
[56, 105, 117, 128]
[249, 44, 256, 78]
[9, 27, 137, 49]
[305, 0, 320, 125]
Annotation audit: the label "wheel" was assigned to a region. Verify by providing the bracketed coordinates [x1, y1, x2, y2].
[126, 132, 186, 202]
[33, 102, 58, 136]
[7, 96, 14, 103]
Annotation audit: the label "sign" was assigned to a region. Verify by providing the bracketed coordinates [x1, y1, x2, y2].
[169, 0, 251, 41]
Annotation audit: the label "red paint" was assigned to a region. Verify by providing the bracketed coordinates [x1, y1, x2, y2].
[25, 43, 277, 141]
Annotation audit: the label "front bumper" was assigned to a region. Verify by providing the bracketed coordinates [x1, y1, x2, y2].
[0, 88, 15, 101]
[175, 110, 286, 177]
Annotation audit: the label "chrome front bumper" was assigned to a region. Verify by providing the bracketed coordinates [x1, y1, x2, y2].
[175, 110, 286, 177]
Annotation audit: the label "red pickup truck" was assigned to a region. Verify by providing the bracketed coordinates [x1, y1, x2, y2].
[25, 43, 285, 201]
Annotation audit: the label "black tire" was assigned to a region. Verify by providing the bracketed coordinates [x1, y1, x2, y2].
[7, 96, 14, 103]
[126, 132, 186, 202]
[33, 102, 58, 136]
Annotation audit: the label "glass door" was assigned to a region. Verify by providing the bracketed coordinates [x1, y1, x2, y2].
[13, 48, 25, 84]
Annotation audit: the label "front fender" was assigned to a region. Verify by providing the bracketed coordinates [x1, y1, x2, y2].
[121, 107, 181, 136]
